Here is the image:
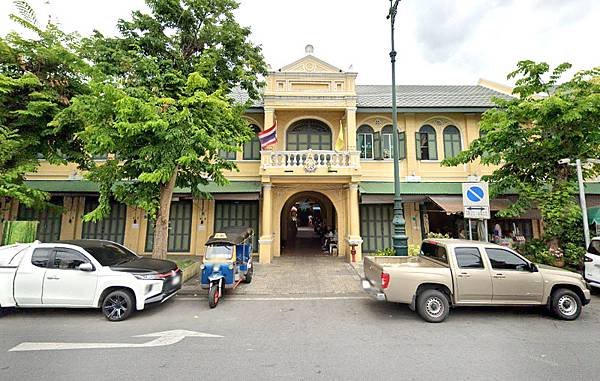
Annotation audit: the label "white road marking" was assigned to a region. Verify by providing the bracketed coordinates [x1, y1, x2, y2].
[9, 329, 222, 352]
[176, 296, 369, 301]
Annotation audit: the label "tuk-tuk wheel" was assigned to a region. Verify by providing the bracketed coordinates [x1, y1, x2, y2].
[208, 285, 220, 308]
[243, 266, 254, 284]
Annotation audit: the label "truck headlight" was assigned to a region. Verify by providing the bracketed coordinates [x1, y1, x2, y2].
[134, 273, 162, 280]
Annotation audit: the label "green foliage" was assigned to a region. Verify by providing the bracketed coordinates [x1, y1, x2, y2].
[408, 244, 421, 256]
[426, 232, 450, 239]
[53, 0, 267, 258]
[1, 220, 38, 245]
[0, 1, 89, 208]
[373, 244, 420, 257]
[516, 238, 585, 270]
[374, 247, 395, 256]
[443, 60, 600, 253]
[516, 239, 553, 264]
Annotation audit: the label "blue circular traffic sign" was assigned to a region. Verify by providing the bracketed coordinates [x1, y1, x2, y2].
[467, 186, 485, 203]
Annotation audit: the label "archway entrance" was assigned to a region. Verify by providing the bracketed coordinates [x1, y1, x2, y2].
[280, 191, 337, 256]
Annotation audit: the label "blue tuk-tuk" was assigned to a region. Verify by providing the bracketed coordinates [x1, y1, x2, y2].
[201, 227, 254, 308]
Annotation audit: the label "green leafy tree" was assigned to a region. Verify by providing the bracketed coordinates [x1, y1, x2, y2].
[58, 0, 266, 259]
[0, 1, 88, 209]
[444, 61, 600, 264]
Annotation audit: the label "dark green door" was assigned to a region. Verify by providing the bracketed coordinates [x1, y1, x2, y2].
[17, 197, 63, 242]
[214, 201, 259, 249]
[82, 198, 127, 244]
[360, 204, 394, 253]
[145, 200, 193, 252]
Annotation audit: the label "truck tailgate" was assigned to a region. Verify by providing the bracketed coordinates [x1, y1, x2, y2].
[364, 257, 384, 289]
[0, 266, 18, 307]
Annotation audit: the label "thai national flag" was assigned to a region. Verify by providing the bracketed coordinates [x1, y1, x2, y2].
[258, 121, 277, 149]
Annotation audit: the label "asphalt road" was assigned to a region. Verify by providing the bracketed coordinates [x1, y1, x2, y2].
[1, 292, 600, 381]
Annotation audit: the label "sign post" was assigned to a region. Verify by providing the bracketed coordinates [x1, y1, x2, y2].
[462, 182, 490, 241]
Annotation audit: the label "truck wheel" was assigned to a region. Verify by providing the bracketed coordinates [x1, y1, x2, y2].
[243, 267, 254, 284]
[102, 290, 134, 322]
[550, 288, 582, 320]
[208, 285, 220, 308]
[417, 289, 450, 323]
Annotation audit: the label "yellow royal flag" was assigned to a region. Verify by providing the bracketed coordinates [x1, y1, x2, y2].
[335, 120, 344, 151]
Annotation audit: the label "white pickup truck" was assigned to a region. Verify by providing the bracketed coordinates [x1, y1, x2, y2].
[0, 240, 182, 321]
[362, 239, 591, 322]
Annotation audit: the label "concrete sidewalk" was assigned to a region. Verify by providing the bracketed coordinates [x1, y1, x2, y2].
[180, 256, 363, 296]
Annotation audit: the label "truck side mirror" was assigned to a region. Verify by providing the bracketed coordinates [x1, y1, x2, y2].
[78, 263, 94, 272]
[529, 263, 538, 272]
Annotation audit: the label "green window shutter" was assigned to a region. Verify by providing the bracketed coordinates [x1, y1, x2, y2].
[415, 132, 421, 160]
[428, 132, 438, 160]
[145, 200, 192, 252]
[214, 201, 259, 249]
[373, 132, 382, 160]
[17, 198, 63, 242]
[443, 126, 461, 159]
[82, 198, 126, 244]
[398, 132, 406, 160]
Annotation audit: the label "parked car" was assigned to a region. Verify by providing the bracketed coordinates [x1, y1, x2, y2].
[584, 237, 600, 289]
[0, 240, 181, 321]
[362, 239, 591, 322]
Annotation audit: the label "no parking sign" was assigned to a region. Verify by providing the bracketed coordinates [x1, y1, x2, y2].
[462, 182, 490, 219]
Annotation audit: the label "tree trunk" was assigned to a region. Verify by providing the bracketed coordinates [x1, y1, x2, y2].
[152, 170, 178, 259]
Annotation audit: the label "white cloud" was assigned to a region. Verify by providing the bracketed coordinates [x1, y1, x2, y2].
[1, 0, 597, 85]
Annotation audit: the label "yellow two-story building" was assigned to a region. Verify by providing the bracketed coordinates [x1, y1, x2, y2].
[3, 50, 599, 262]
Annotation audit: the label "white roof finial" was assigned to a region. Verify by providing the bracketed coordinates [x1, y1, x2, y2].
[305, 44, 314, 54]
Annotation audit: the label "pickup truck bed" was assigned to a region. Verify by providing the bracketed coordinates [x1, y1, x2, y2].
[363, 255, 451, 304]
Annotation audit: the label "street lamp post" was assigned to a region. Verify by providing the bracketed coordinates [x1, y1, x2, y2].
[387, 0, 408, 256]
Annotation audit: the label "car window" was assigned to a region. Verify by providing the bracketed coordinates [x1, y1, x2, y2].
[455, 247, 484, 269]
[421, 242, 448, 264]
[31, 248, 52, 268]
[53, 249, 90, 270]
[485, 248, 529, 271]
[588, 240, 600, 256]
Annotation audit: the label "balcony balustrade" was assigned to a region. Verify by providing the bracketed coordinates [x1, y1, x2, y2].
[261, 149, 360, 176]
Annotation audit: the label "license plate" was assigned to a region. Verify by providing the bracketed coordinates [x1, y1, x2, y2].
[172, 275, 181, 285]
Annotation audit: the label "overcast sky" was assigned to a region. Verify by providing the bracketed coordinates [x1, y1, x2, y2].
[1, 0, 598, 85]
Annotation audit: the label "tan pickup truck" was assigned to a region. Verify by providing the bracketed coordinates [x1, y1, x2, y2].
[362, 239, 591, 322]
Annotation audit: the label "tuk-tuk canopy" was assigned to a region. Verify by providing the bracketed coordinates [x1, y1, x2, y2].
[206, 227, 254, 246]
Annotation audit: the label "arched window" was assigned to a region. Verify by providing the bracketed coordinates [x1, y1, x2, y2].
[443, 125, 462, 159]
[357, 125, 374, 159]
[286, 119, 332, 151]
[243, 124, 261, 160]
[381, 125, 406, 160]
[416, 125, 437, 160]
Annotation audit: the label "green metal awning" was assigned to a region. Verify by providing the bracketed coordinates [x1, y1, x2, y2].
[585, 183, 600, 194]
[360, 182, 463, 195]
[24, 180, 261, 195]
[589, 206, 600, 225]
[195, 181, 261, 194]
[360, 181, 600, 195]
[24, 180, 99, 193]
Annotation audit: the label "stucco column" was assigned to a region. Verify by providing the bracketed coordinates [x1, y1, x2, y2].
[259, 183, 273, 264]
[346, 107, 357, 150]
[347, 183, 362, 262]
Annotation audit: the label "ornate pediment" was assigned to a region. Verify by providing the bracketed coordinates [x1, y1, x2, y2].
[280, 55, 343, 74]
